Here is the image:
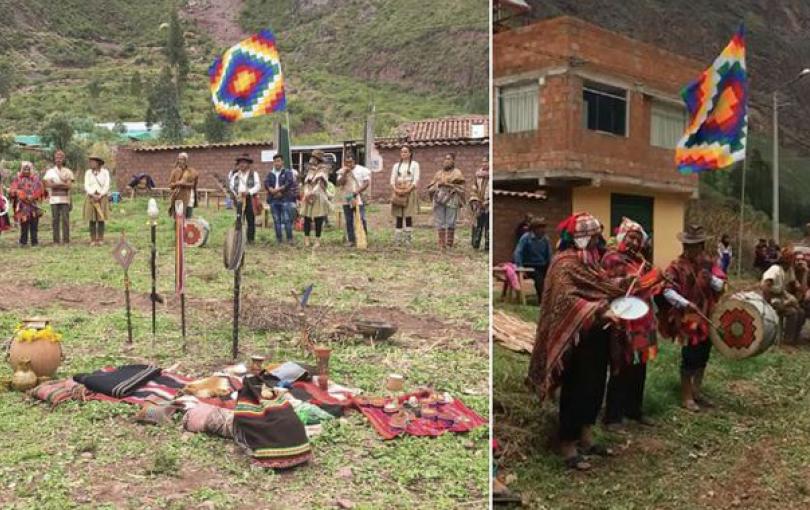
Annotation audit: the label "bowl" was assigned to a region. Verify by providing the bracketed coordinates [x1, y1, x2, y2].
[354, 320, 398, 341]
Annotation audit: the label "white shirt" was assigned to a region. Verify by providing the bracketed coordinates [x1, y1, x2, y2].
[389, 160, 420, 188]
[43, 166, 75, 205]
[337, 165, 371, 205]
[270, 168, 283, 189]
[230, 170, 260, 195]
[84, 168, 110, 196]
[762, 264, 792, 295]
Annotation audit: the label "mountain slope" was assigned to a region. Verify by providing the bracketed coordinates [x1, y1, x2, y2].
[0, 0, 487, 143]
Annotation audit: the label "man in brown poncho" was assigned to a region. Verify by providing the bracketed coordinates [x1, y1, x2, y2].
[528, 212, 628, 470]
[168, 152, 199, 218]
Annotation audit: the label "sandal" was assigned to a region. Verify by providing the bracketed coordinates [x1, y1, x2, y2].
[695, 395, 715, 408]
[682, 399, 700, 412]
[582, 444, 614, 457]
[564, 454, 591, 471]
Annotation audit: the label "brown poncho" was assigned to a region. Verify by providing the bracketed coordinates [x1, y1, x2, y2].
[528, 250, 626, 401]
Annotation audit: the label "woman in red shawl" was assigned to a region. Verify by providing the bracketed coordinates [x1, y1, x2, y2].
[9, 161, 45, 247]
[658, 224, 726, 412]
[602, 217, 661, 430]
[528, 212, 628, 470]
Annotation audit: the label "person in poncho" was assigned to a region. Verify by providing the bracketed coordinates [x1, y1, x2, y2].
[389, 145, 420, 247]
[301, 150, 332, 248]
[602, 218, 662, 430]
[528, 212, 628, 470]
[167, 152, 199, 219]
[657, 224, 726, 412]
[427, 153, 466, 251]
[9, 161, 45, 247]
[82, 156, 111, 246]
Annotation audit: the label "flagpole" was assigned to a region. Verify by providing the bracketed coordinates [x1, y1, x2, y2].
[736, 155, 748, 278]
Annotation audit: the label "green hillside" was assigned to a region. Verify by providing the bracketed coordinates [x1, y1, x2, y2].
[0, 0, 487, 145]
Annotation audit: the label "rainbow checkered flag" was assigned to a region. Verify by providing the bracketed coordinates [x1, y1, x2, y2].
[209, 30, 286, 122]
[676, 25, 748, 174]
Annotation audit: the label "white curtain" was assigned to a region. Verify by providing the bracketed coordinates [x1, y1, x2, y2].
[651, 101, 686, 149]
[498, 83, 538, 133]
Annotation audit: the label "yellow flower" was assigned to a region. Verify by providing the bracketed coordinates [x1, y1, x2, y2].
[13, 326, 62, 343]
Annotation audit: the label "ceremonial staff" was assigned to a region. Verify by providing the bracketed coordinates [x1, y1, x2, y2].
[233, 193, 243, 360]
[147, 198, 161, 342]
[112, 232, 136, 345]
[175, 200, 187, 352]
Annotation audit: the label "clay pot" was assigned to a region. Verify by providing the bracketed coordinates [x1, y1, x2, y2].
[12, 359, 38, 391]
[9, 338, 62, 377]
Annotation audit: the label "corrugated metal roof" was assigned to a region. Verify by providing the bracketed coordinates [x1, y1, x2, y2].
[395, 115, 489, 142]
[493, 189, 547, 200]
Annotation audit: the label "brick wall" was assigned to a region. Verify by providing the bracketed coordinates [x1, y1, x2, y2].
[492, 186, 571, 264]
[115, 145, 273, 192]
[116, 143, 488, 203]
[370, 144, 488, 201]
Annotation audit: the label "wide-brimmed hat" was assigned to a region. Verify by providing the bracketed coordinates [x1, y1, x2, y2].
[88, 155, 105, 165]
[235, 153, 253, 164]
[677, 224, 709, 244]
[310, 149, 326, 162]
[529, 217, 547, 229]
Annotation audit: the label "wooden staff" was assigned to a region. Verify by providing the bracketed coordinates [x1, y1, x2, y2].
[233, 197, 243, 360]
[124, 269, 133, 344]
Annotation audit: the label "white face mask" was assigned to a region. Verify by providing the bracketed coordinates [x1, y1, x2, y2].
[574, 237, 591, 250]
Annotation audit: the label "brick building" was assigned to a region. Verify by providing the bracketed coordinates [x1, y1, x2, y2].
[493, 16, 702, 266]
[372, 115, 489, 200]
[113, 115, 488, 202]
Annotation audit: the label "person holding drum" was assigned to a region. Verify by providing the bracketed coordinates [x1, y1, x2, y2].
[528, 212, 626, 471]
[761, 246, 805, 344]
[602, 218, 660, 430]
[658, 224, 726, 412]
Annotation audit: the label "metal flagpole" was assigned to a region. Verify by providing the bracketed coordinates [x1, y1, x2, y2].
[736, 155, 748, 278]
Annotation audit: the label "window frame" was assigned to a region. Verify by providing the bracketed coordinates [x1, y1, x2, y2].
[496, 81, 540, 134]
[582, 80, 629, 137]
[649, 99, 687, 149]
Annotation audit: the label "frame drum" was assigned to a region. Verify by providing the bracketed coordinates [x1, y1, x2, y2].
[710, 291, 778, 359]
[184, 218, 210, 247]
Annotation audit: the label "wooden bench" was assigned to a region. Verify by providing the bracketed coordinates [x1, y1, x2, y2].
[493, 266, 535, 305]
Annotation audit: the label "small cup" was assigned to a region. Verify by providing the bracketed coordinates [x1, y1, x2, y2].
[386, 374, 404, 392]
[250, 355, 265, 374]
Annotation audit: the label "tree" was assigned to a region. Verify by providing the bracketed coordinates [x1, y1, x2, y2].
[39, 112, 75, 150]
[200, 109, 232, 143]
[87, 79, 102, 98]
[145, 66, 184, 143]
[130, 71, 143, 97]
[165, 9, 189, 88]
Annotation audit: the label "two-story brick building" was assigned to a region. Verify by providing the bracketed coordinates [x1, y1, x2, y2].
[493, 16, 702, 267]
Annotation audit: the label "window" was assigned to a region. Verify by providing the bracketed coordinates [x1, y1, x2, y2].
[497, 82, 538, 134]
[650, 101, 687, 149]
[582, 81, 627, 136]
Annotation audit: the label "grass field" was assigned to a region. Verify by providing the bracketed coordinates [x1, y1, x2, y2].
[0, 196, 489, 509]
[494, 301, 810, 510]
